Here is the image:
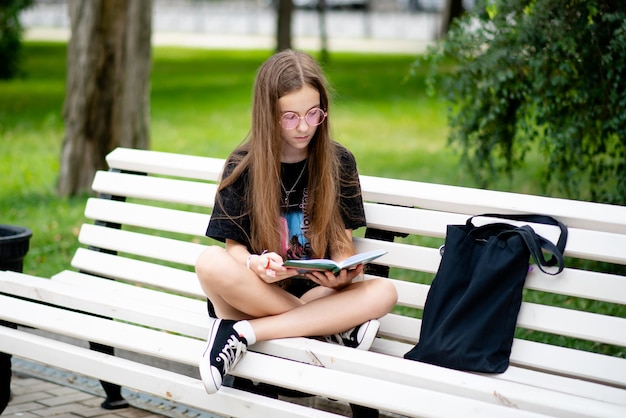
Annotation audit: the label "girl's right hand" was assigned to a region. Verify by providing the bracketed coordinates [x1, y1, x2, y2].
[251, 251, 296, 283]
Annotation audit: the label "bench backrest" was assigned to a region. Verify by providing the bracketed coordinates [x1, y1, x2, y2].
[73, 147, 626, 392]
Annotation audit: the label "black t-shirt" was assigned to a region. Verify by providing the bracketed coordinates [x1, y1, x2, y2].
[206, 142, 366, 260]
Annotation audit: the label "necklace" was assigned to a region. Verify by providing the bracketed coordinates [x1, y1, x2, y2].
[281, 160, 307, 208]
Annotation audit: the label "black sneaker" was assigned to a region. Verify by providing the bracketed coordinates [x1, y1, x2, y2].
[199, 319, 248, 394]
[324, 319, 380, 350]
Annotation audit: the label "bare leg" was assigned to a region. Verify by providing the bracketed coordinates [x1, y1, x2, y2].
[250, 278, 397, 341]
[197, 247, 397, 395]
[196, 246, 304, 319]
[196, 245, 398, 341]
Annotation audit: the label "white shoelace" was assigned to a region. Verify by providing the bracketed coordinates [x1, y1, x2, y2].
[326, 327, 356, 346]
[216, 335, 247, 374]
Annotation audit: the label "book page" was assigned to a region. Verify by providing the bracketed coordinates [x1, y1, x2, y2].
[283, 249, 387, 274]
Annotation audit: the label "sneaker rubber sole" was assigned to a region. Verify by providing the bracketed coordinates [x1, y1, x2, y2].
[356, 319, 380, 350]
[199, 319, 224, 394]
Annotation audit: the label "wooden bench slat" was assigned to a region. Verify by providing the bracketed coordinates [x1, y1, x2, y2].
[0, 327, 341, 418]
[71, 247, 433, 309]
[382, 265, 626, 309]
[361, 237, 626, 306]
[386, 278, 431, 309]
[0, 293, 202, 362]
[379, 301, 626, 358]
[91, 170, 217, 207]
[52, 271, 205, 312]
[70, 248, 205, 297]
[363, 202, 456, 236]
[0, 272, 207, 338]
[379, 313, 421, 342]
[524, 267, 626, 305]
[517, 302, 626, 347]
[354, 237, 441, 272]
[493, 365, 626, 407]
[563, 229, 626, 265]
[69, 246, 423, 313]
[84, 198, 210, 237]
[251, 339, 626, 417]
[509, 338, 626, 390]
[370, 334, 626, 399]
[359, 175, 626, 234]
[78, 223, 203, 267]
[365, 203, 626, 265]
[374, 315, 626, 390]
[105, 147, 224, 181]
[77, 221, 626, 309]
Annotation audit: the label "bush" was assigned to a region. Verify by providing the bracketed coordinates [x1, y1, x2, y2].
[0, 0, 34, 79]
[419, 0, 626, 204]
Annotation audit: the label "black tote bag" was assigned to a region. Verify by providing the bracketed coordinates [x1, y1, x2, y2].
[404, 214, 567, 373]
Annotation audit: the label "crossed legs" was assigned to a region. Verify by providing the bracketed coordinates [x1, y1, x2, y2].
[195, 245, 398, 342]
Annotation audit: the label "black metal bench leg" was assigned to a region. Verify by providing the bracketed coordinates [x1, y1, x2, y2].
[89, 342, 129, 409]
[351, 403, 380, 418]
[0, 321, 16, 415]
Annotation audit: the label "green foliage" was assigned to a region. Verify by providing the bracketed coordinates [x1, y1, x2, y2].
[419, 0, 626, 204]
[0, 0, 34, 79]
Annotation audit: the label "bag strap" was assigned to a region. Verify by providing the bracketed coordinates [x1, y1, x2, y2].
[471, 214, 568, 276]
[515, 225, 565, 275]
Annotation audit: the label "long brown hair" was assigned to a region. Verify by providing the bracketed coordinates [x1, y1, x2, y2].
[219, 50, 355, 259]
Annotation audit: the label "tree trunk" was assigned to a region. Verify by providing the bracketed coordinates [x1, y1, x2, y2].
[58, 0, 152, 196]
[316, 0, 329, 64]
[276, 0, 293, 51]
[440, 0, 465, 38]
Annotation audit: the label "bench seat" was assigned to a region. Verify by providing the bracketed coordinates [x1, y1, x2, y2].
[1, 147, 625, 417]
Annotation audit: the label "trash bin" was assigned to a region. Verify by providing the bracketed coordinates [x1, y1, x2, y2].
[0, 224, 33, 272]
[0, 224, 32, 414]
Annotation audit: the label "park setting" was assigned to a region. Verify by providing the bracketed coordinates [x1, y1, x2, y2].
[1, 1, 625, 417]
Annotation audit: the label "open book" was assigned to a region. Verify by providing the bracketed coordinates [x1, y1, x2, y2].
[283, 249, 388, 274]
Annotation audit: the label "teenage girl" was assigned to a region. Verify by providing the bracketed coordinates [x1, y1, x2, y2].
[196, 49, 398, 394]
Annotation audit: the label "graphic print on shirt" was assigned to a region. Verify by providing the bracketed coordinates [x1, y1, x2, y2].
[280, 187, 311, 260]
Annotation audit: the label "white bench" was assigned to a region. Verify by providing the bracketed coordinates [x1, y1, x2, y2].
[1, 147, 625, 418]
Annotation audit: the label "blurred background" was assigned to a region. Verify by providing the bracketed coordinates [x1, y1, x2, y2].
[21, 0, 465, 52]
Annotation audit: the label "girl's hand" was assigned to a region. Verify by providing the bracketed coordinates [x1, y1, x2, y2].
[307, 263, 364, 290]
[251, 251, 297, 283]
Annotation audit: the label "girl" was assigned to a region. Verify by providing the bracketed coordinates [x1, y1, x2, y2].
[196, 49, 398, 394]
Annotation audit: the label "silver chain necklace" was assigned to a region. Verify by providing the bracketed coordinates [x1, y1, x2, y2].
[280, 161, 307, 208]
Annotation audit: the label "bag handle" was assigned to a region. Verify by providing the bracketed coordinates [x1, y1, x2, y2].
[471, 214, 568, 276]
[515, 225, 565, 275]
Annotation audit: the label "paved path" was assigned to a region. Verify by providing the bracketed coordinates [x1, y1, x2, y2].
[5, 359, 219, 418]
[5, 373, 159, 418]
